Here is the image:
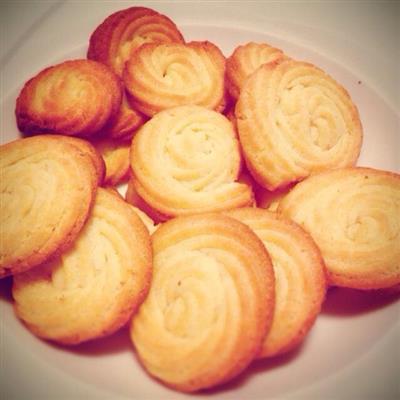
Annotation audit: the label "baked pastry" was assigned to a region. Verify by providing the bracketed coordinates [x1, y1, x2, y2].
[226, 42, 288, 100]
[87, 6, 184, 77]
[236, 59, 363, 190]
[87, 7, 183, 137]
[12, 188, 152, 345]
[61, 136, 105, 184]
[130, 105, 253, 220]
[131, 213, 275, 391]
[123, 41, 226, 116]
[16, 59, 122, 138]
[0, 135, 100, 277]
[278, 167, 400, 289]
[225, 208, 326, 358]
[92, 138, 130, 186]
[106, 93, 147, 140]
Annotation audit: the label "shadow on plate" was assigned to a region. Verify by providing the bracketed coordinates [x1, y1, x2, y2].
[201, 342, 306, 395]
[1, 274, 134, 356]
[0, 276, 13, 302]
[321, 286, 400, 317]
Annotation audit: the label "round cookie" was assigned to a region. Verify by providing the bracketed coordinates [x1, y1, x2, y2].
[87, 6, 184, 77]
[87, 6, 183, 138]
[12, 188, 152, 345]
[225, 207, 327, 358]
[131, 213, 275, 392]
[278, 167, 400, 289]
[236, 59, 363, 190]
[123, 41, 226, 116]
[130, 105, 253, 220]
[16, 59, 122, 137]
[0, 135, 99, 277]
[226, 42, 288, 100]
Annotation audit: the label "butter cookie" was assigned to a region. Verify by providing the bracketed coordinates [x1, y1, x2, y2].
[12, 188, 152, 344]
[236, 59, 363, 190]
[279, 167, 400, 289]
[131, 213, 275, 391]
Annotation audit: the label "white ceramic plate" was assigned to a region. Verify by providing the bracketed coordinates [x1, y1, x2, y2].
[1, 2, 399, 399]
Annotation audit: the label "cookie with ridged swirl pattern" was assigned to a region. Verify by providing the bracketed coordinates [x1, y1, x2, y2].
[130, 105, 253, 220]
[226, 42, 288, 100]
[278, 167, 400, 289]
[16, 59, 122, 138]
[124, 41, 226, 117]
[225, 207, 327, 358]
[12, 188, 152, 345]
[0, 135, 100, 277]
[87, 6, 183, 138]
[236, 59, 363, 190]
[87, 6, 184, 77]
[131, 213, 275, 392]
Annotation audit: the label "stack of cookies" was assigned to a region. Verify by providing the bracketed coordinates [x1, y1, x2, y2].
[1, 5, 399, 394]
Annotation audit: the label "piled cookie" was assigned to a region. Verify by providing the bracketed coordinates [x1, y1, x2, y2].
[1, 5, 399, 394]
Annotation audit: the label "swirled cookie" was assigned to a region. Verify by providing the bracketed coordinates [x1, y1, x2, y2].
[16, 59, 122, 137]
[0, 135, 99, 277]
[87, 6, 184, 77]
[226, 42, 288, 100]
[225, 208, 326, 358]
[130, 105, 253, 220]
[278, 167, 400, 289]
[12, 188, 152, 345]
[124, 41, 226, 116]
[131, 213, 275, 391]
[92, 138, 130, 186]
[236, 59, 363, 190]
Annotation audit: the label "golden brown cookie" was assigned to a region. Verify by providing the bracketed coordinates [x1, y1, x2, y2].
[92, 138, 130, 186]
[236, 59, 363, 190]
[225, 208, 326, 358]
[61, 136, 105, 184]
[12, 188, 152, 345]
[278, 167, 400, 289]
[16, 59, 122, 138]
[226, 42, 288, 100]
[0, 135, 99, 277]
[123, 41, 226, 116]
[130, 105, 253, 220]
[131, 213, 275, 392]
[106, 93, 147, 140]
[87, 6, 184, 77]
